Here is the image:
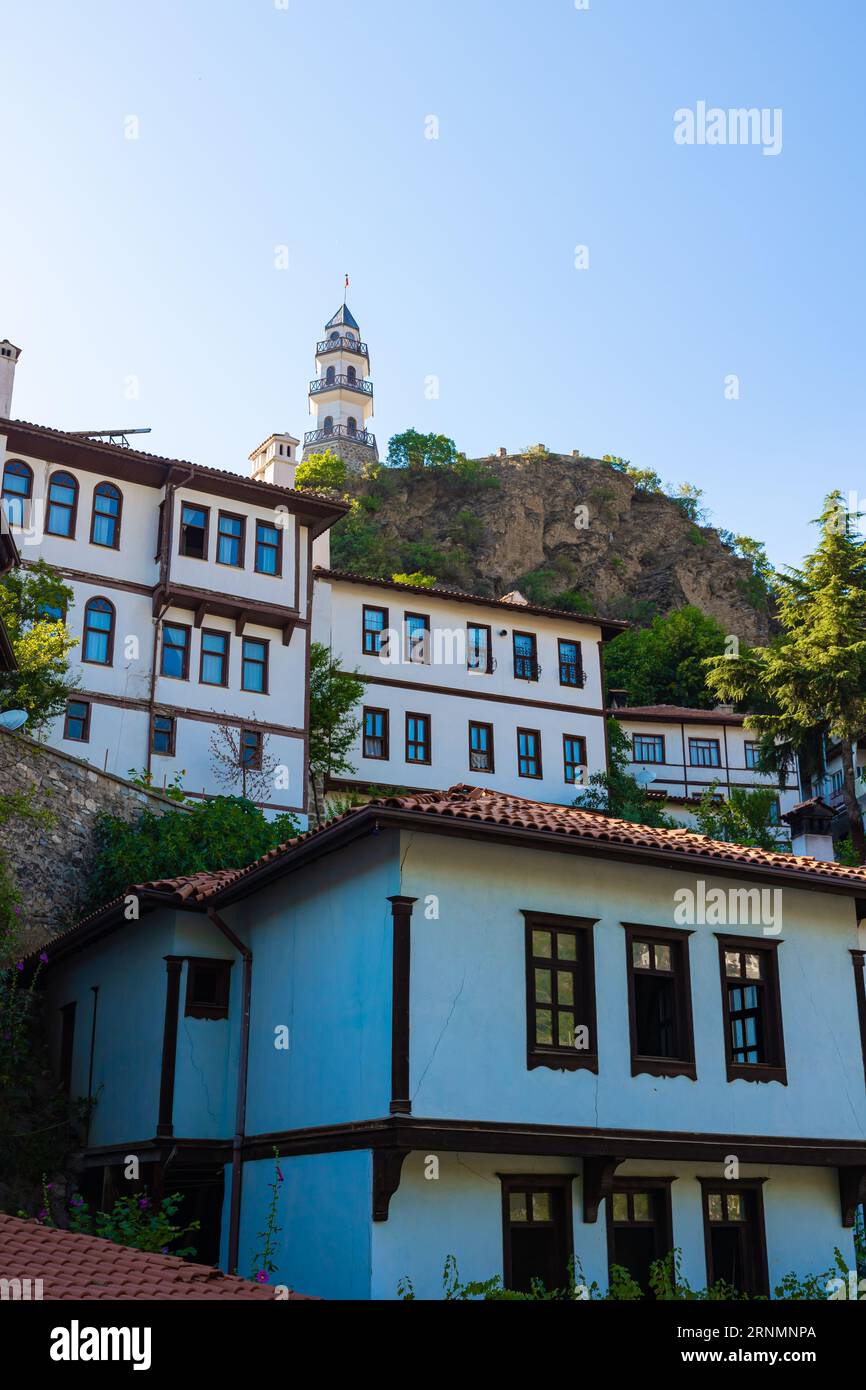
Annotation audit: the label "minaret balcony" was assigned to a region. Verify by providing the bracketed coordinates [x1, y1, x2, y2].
[304, 424, 377, 449]
[309, 374, 374, 398]
[316, 336, 369, 360]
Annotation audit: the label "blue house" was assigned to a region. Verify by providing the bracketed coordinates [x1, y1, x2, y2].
[37, 786, 866, 1298]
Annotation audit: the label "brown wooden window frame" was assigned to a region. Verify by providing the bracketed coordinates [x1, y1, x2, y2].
[240, 727, 263, 770]
[698, 1177, 769, 1297]
[184, 957, 233, 1021]
[362, 604, 389, 657]
[151, 713, 176, 757]
[622, 923, 696, 1080]
[513, 630, 539, 682]
[716, 934, 787, 1085]
[63, 698, 91, 743]
[522, 910, 598, 1074]
[517, 727, 543, 780]
[744, 741, 761, 770]
[689, 736, 722, 769]
[90, 480, 123, 549]
[467, 622, 493, 674]
[562, 733, 587, 785]
[606, 1177, 675, 1294]
[558, 638, 584, 688]
[633, 733, 665, 764]
[468, 720, 495, 774]
[254, 518, 283, 577]
[499, 1173, 576, 1295]
[241, 635, 269, 694]
[362, 706, 389, 761]
[45, 470, 79, 540]
[405, 711, 431, 765]
[404, 612, 430, 664]
[81, 596, 116, 667]
[160, 621, 192, 681]
[178, 500, 210, 560]
[1, 458, 33, 527]
[199, 627, 230, 687]
[216, 510, 246, 568]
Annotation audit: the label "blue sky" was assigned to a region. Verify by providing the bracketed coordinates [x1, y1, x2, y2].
[1, 0, 863, 570]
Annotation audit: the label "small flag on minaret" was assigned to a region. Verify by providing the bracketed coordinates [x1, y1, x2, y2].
[345, 274, 349, 289]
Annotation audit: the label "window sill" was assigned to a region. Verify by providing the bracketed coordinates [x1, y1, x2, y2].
[631, 1056, 697, 1081]
[528, 1050, 598, 1075]
[726, 1063, 787, 1086]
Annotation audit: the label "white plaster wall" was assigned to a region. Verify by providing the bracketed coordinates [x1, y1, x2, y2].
[171, 486, 299, 611]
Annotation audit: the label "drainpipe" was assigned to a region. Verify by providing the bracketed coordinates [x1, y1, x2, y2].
[207, 906, 252, 1275]
[146, 466, 194, 779]
[85, 985, 99, 1146]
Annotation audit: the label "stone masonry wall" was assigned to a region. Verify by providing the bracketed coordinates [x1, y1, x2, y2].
[0, 729, 183, 951]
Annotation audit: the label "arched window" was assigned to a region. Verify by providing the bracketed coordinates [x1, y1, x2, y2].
[347, 365, 357, 384]
[347, 417, 357, 436]
[90, 481, 122, 549]
[82, 596, 115, 665]
[1, 459, 33, 528]
[323, 416, 334, 434]
[46, 471, 78, 538]
[325, 365, 336, 385]
[329, 331, 339, 342]
[346, 331, 356, 341]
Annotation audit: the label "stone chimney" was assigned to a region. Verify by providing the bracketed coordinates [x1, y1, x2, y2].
[0, 340, 22, 419]
[607, 688, 630, 710]
[500, 590, 529, 607]
[248, 432, 299, 489]
[782, 798, 836, 861]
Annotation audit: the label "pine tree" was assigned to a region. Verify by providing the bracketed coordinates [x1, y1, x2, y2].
[705, 492, 866, 860]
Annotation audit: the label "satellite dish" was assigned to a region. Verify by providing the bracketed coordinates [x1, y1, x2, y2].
[0, 709, 28, 731]
[634, 767, 656, 789]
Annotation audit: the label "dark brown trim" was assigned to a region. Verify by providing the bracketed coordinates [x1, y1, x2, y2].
[215, 510, 246, 569]
[81, 595, 116, 667]
[156, 581, 304, 636]
[362, 603, 389, 658]
[62, 697, 92, 743]
[72, 685, 305, 739]
[697, 1177, 769, 1297]
[150, 711, 177, 757]
[852, 951, 866, 1087]
[606, 1176, 675, 1289]
[373, 1148, 410, 1221]
[89, 479, 123, 550]
[404, 710, 431, 766]
[466, 620, 493, 675]
[159, 620, 192, 681]
[22, 560, 153, 595]
[362, 705, 389, 761]
[632, 731, 666, 764]
[178, 498, 210, 560]
[611, 707, 748, 727]
[688, 736, 723, 771]
[715, 934, 787, 1086]
[512, 629, 539, 682]
[360, 670, 606, 718]
[388, 896, 416, 1115]
[499, 1173, 576, 1293]
[468, 719, 495, 775]
[558, 636, 584, 689]
[254, 516, 284, 578]
[516, 726, 543, 779]
[45, 469, 80, 540]
[562, 732, 587, 785]
[241, 634, 270, 694]
[183, 956, 233, 1020]
[523, 911, 598, 1073]
[156, 958, 183, 1137]
[198, 626, 230, 687]
[622, 923, 696, 1081]
[839, 1165, 866, 1227]
[583, 1156, 622, 1223]
[403, 611, 430, 664]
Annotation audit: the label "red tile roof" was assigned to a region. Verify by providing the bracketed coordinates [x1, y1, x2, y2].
[610, 704, 746, 725]
[34, 784, 866, 965]
[0, 1213, 314, 1300]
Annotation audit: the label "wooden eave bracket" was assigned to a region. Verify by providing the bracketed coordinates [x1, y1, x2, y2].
[372, 1148, 410, 1222]
[839, 1165, 866, 1227]
[583, 1155, 623, 1223]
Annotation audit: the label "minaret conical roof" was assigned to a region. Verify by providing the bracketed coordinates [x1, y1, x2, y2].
[325, 303, 360, 332]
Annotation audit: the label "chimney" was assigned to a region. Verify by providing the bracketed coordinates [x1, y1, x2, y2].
[498, 447, 507, 458]
[782, 797, 836, 862]
[0, 340, 22, 419]
[500, 589, 529, 607]
[248, 432, 299, 489]
[608, 688, 629, 710]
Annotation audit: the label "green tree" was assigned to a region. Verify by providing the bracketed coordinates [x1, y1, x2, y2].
[294, 448, 347, 491]
[694, 783, 784, 850]
[605, 605, 730, 708]
[308, 641, 364, 820]
[666, 482, 708, 524]
[391, 571, 436, 588]
[0, 560, 77, 727]
[577, 721, 678, 828]
[705, 492, 866, 861]
[387, 429, 458, 471]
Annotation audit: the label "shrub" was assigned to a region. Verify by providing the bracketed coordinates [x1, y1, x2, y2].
[293, 448, 346, 491]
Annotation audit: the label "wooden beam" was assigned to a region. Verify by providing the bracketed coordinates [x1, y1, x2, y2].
[839, 1166, 866, 1227]
[372, 1149, 410, 1222]
[582, 1156, 623, 1223]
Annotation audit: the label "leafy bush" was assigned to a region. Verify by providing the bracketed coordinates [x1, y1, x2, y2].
[0, 560, 78, 728]
[605, 604, 732, 708]
[450, 509, 484, 551]
[293, 449, 346, 491]
[392, 572, 436, 588]
[64, 1191, 200, 1258]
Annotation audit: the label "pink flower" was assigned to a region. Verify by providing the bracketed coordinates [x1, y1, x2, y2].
[276, 1167, 284, 1184]
[256, 1270, 269, 1283]
[39, 952, 49, 963]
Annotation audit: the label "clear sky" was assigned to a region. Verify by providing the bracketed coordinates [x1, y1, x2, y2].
[1, 0, 863, 570]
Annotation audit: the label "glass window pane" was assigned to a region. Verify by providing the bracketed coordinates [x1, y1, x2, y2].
[557, 1011, 575, 1047]
[535, 1010, 553, 1045]
[745, 953, 762, 979]
[653, 943, 672, 972]
[632, 941, 651, 970]
[632, 1193, 651, 1223]
[532, 930, 552, 958]
[612, 1193, 628, 1222]
[725, 951, 742, 977]
[744, 985, 758, 1009]
[726, 1193, 742, 1221]
[556, 933, 577, 961]
[532, 1193, 551, 1222]
[556, 971, 574, 1006]
[534, 969, 552, 1004]
[708, 1193, 723, 1222]
[509, 1192, 527, 1222]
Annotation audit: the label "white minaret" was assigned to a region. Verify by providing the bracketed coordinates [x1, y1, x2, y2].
[303, 295, 377, 472]
[0, 340, 22, 419]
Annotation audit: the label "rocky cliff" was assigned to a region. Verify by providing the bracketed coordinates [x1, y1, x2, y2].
[330, 452, 771, 645]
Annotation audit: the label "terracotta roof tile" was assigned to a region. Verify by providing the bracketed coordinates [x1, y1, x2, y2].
[0, 1213, 315, 1300]
[610, 704, 746, 725]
